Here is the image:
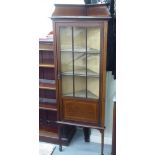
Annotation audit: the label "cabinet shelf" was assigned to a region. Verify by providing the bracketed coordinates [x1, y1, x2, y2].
[39, 130, 58, 139]
[64, 90, 98, 99]
[39, 104, 57, 111]
[39, 79, 56, 90]
[39, 97, 57, 111]
[61, 48, 100, 54]
[39, 64, 55, 68]
[39, 49, 53, 52]
[61, 69, 99, 77]
[39, 98, 56, 104]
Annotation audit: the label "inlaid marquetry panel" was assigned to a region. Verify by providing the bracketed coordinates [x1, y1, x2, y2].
[62, 99, 98, 123]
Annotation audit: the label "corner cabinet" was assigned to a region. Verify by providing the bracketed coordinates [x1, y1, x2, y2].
[51, 4, 111, 155]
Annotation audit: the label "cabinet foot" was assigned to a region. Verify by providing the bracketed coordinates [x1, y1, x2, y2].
[83, 127, 91, 142]
[100, 129, 104, 155]
[58, 124, 62, 152]
[59, 145, 62, 152]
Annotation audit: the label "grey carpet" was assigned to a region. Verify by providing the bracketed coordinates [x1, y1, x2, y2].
[53, 128, 112, 155]
[39, 142, 56, 155]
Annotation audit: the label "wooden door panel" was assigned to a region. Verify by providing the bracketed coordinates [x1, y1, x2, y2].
[62, 98, 98, 124]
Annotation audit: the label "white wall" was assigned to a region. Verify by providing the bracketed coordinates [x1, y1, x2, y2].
[39, 0, 84, 37]
[38, 1, 54, 37]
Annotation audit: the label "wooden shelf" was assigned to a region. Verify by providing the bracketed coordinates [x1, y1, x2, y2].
[39, 98, 56, 104]
[39, 86, 56, 90]
[39, 64, 55, 68]
[39, 127, 76, 146]
[39, 49, 53, 52]
[39, 79, 56, 90]
[39, 85, 56, 90]
[61, 69, 99, 77]
[39, 130, 58, 139]
[39, 103, 57, 111]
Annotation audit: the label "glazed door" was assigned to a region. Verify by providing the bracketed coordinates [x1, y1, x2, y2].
[57, 23, 103, 125]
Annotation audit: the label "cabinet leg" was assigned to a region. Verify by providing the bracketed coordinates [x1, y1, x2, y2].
[83, 127, 91, 142]
[58, 125, 62, 152]
[100, 129, 104, 155]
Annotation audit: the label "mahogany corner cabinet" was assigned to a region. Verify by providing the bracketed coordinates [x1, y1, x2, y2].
[51, 4, 111, 155]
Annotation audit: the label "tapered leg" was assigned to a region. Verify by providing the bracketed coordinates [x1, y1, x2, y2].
[100, 129, 104, 155]
[58, 124, 62, 152]
[83, 127, 91, 142]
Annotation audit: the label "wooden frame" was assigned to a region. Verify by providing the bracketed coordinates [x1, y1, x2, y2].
[55, 21, 105, 126]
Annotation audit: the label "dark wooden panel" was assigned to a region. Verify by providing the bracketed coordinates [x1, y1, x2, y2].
[39, 68, 55, 80]
[42, 51, 54, 64]
[45, 89, 56, 99]
[47, 111, 57, 121]
[44, 68, 55, 80]
[39, 110, 58, 133]
[62, 99, 98, 123]
[46, 111, 58, 132]
[39, 89, 56, 99]
[39, 110, 46, 130]
[39, 126, 76, 146]
[39, 68, 44, 79]
[39, 51, 42, 64]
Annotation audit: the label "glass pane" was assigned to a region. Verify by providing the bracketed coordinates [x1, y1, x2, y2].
[87, 77, 99, 99]
[74, 76, 86, 98]
[62, 75, 73, 96]
[61, 51, 73, 74]
[74, 53, 86, 76]
[87, 27, 100, 53]
[87, 53, 100, 77]
[74, 27, 86, 52]
[60, 27, 72, 51]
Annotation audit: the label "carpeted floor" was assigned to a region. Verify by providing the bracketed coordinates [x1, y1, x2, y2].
[53, 128, 112, 155]
[39, 142, 56, 155]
